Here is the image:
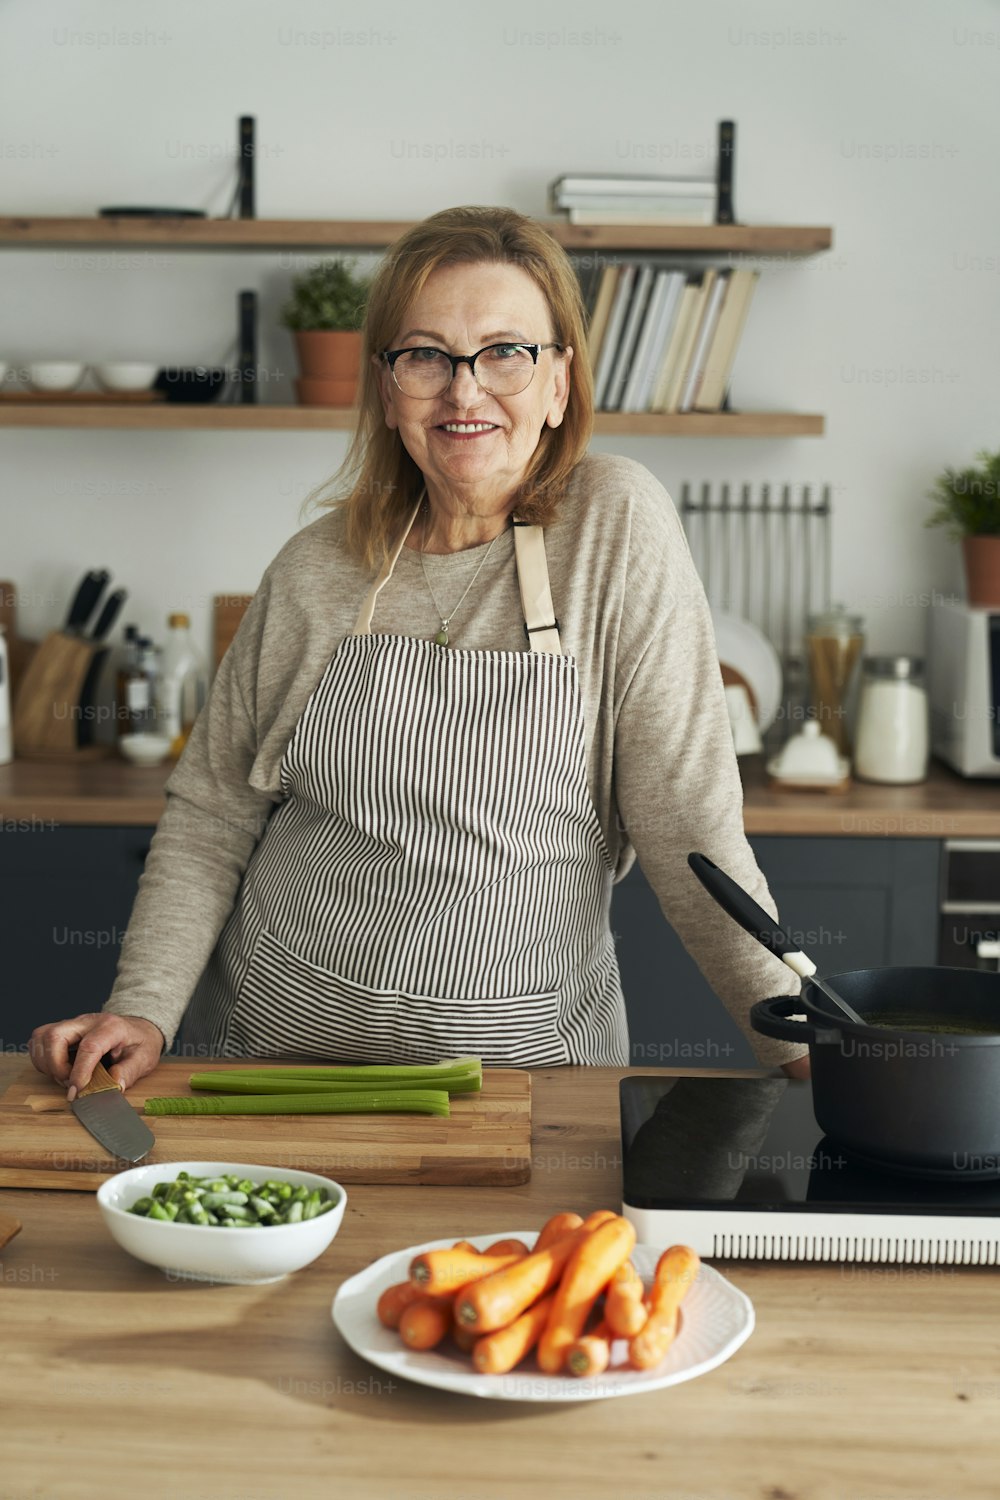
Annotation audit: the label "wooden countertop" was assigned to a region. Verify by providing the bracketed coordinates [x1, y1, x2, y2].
[2, 751, 1000, 836]
[1, 1056, 998, 1499]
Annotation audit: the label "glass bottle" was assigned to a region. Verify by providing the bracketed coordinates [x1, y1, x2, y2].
[157, 613, 207, 759]
[115, 624, 140, 737]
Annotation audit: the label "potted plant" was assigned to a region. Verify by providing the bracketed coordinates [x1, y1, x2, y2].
[927, 447, 1000, 607]
[281, 257, 371, 407]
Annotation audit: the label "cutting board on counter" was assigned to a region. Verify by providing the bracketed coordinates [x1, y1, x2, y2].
[0, 1060, 532, 1190]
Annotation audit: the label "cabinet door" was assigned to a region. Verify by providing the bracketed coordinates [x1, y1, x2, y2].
[0, 826, 153, 1051]
[611, 837, 941, 1068]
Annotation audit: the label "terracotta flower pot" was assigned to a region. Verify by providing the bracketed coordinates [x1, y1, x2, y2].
[292, 331, 362, 405]
[962, 535, 1000, 607]
[295, 376, 358, 407]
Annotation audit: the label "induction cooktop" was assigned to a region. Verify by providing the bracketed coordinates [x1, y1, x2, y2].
[620, 1076, 1000, 1264]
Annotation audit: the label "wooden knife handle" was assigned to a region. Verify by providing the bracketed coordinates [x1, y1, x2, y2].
[75, 1059, 122, 1098]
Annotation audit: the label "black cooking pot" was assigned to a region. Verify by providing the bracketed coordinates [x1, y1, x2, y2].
[753, 968, 1000, 1174]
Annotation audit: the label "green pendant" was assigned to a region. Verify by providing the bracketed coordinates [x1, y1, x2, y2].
[434, 625, 449, 647]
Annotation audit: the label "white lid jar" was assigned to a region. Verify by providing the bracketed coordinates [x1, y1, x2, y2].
[854, 656, 929, 784]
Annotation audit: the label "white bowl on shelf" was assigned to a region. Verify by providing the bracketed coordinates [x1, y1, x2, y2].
[26, 361, 86, 392]
[97, 1160, 347, 1284]
[118, 734, 173, 767]
[93, 361, 160, 392]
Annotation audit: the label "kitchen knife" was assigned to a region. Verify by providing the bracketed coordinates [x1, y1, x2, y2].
[70, 1057, 155, 1163]
[89, 587, 127, 642]
[64, 570, 110, 636]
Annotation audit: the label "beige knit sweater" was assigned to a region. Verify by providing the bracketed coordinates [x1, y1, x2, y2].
[103, 452, 806, 1067]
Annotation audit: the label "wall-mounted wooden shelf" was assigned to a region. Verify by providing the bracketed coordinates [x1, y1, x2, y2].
[0, 404, 824, 435]
[0, 216, 833, 255]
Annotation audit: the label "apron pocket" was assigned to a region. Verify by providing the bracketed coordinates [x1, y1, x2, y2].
[226, 928, 569, 1067]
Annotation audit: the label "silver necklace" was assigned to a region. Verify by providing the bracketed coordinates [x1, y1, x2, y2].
[419, 507, 504, 647]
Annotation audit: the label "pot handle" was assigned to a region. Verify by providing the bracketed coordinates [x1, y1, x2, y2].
[750, 995, 842, 1045]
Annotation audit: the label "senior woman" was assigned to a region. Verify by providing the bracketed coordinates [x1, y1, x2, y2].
[31, 205, 809, 1096]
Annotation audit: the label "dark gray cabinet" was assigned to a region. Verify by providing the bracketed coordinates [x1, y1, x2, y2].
[0, 826, 941, 1063]
[611, 838, 941, 1067]
[0, 825, 152, 1051]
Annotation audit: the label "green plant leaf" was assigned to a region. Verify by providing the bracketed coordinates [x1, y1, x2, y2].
[926, 447, 1000, 540]
[281, 257, 372, 332]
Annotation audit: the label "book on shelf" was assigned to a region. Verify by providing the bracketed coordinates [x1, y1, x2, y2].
[677, 270, 729, 412]
[620, 270, 686, 413]
[592, 264, 637, 408]
[567, 206, 714, 226]
[650, 278, 701, 411]
[692, 268, 759, 412]
[654, 270, 716, 413]
[603, 263, 656, 411]
[586, 265, 619, 363]
[556, 192, 716, 213]
[551, 173, 716, 202]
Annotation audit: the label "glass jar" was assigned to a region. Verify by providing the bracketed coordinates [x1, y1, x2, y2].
[854, 656, 929, 784]
[806, 605, 865, 755]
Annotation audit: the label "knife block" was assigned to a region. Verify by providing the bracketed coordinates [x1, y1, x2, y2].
[12, 631, 111, 760]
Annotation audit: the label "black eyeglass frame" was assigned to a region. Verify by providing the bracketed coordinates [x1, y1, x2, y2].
[381, 341, 565, 397]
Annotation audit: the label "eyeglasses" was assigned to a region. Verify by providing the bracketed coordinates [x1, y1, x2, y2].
[381, 341, 564, 399]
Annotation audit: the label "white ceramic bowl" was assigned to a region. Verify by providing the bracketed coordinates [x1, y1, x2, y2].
[97, 1160, 347, 1284]
[118, 734, 173, 767]
[93, 361, 159, 393]
[26, 360, 86, 392]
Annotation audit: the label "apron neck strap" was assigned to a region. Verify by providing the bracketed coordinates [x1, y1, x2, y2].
[512, 517, 562, 655]
[352, 498, 563, 656]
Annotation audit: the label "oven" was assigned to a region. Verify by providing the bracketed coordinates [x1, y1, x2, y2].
[939, 840, 1000, 972]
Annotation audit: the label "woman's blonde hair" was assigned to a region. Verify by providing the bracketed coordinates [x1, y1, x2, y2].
[313, 205, 594, 570]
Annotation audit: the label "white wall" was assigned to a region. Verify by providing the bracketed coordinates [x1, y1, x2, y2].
[2, 0, 998, 682]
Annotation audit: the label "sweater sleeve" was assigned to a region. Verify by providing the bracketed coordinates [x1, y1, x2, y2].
[101, 582, 279, 1052]
[610, 494, 809, 1069]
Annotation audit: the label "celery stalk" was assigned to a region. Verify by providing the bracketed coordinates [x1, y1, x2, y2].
[188, 1070, 481, 1096]
[144, 1089, 451, 1117]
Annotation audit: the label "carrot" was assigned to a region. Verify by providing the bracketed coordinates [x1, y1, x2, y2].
[472, 1293, 556, 1375]
[409, 1246, 524, 1295]
[399, 1297, 452, 1351]
[581, 1209, 618, 1230]
[533, 1211, 584, 1251]
[566, 1318, 612, 1378]
[376, 1280, 425, 1329]
[456, 1225, 591, 1332]
[536, 1215, 636, 1373]
[452, 1240, 481, 1254]
[628, 1245, 700, 1371]
[484, 1238, 528, 1257]
[450, 1316, 478, 1355]
[605, 1260, 649, 1338]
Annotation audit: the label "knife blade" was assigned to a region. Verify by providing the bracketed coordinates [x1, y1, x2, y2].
[89, 587, 127, 642]
[70, 1057, 155, 1163]
[64, 570, 110, 636]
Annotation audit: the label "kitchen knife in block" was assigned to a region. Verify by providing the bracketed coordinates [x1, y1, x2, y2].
[12, 631, 107, 759]
[70, 1059, 155, 1163]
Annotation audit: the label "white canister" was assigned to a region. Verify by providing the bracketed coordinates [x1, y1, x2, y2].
[854, 656, 929, 784]
[0, 625, 12, 765]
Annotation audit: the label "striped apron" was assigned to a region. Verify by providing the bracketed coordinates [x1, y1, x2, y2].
[183, 499, 629, 1067]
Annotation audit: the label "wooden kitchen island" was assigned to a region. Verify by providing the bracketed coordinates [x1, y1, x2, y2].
[1, 1056, 997, 1500]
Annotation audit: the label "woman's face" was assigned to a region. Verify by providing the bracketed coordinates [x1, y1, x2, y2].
[376, 261, 572, 511]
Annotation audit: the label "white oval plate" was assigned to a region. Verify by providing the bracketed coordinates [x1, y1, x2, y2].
[711, 610, 784, 732]
[332, 1231, 754, 1402]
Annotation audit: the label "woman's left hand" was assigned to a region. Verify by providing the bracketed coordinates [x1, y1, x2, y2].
[780, 1054, 811, 1080]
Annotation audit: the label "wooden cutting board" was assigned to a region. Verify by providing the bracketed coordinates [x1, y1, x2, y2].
[0, 1060, 531, 1190]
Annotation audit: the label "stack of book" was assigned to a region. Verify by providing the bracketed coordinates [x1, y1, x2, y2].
[551, 173, 716, 227]
[581, 262, 760, 414]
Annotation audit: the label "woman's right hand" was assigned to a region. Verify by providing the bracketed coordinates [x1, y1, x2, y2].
[28, 1013, 165, 1098]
